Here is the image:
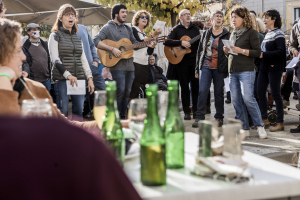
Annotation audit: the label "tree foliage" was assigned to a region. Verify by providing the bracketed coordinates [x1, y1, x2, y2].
[95, 0, 206, 26]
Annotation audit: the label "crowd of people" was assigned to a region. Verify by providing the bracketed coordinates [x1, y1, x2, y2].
[1, 2, 300, 140]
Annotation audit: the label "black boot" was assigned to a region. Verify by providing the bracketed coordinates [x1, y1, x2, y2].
[192, 118, 200, 128]
[290, 124, 300, 133]
[225, 91, 231, 104]
[184, 113, 191, 120]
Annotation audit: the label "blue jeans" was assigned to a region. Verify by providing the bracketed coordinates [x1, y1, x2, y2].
[257, 70, 284, 123]
[54, 81, 85, 120]
[229, 71, 264, 130]
[195, 68, 226, 120]
[110, 70, 135, 119]
[40, 78, 51, 93]
[91, 64, 105, 90]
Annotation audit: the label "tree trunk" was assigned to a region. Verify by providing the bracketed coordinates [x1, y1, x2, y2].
[171, 12, 177, 27]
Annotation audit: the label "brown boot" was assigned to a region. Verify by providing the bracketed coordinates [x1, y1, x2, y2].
[270, 123, 284, 132]
[263, 119, 270, 129]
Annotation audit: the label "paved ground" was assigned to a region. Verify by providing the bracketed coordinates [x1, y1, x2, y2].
[182, 96, 300, 164]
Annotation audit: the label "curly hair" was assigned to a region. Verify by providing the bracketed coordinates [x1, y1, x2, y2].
[51, 4, 78, 33]
[0, 0, 6, 13]
[132, 10, 151, 28]
[231, 6, 252, 29]
[0, 18, 22, 65]
[262, 9, 282, 29]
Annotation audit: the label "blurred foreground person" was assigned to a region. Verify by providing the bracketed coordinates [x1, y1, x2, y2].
[0, 117, 142, 200]
[0, 18, 98, 131]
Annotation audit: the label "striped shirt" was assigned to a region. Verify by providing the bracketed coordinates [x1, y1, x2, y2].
[93, 20, 138, 71]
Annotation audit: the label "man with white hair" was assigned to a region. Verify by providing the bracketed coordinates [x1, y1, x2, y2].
[164, 9, 200, 120]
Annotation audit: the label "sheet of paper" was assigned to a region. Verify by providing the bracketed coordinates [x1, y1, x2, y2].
[286, 54, 300, 69]
[224, 78, 230, 92]
[66, 80, 86, 95]
[153, 20, 166, 30]
[222, 39, 238, 55]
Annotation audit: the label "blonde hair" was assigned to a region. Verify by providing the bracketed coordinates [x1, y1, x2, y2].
[0, 18, 22, 65]
[132, 10, 151, 28]
[51, 4, 78, 33]
[231, 6, 253, 29]
[250, 13, 258, 31]
[256, 17, 265, 34]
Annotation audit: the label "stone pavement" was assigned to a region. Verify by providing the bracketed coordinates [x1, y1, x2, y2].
[182, 97, 300, 164]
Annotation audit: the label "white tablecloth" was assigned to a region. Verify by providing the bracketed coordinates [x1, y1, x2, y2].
[124, 132, 300, 200]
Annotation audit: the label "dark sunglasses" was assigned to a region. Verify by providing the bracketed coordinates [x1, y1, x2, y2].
[140, 16, 149, 20]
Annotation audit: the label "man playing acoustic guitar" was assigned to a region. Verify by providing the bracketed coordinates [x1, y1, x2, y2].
[164, 9, 200, 120]
[93, 4, 154, 119]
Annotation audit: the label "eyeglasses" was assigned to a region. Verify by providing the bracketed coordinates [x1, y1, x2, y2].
[64, 13, 76, 18]
[141, 15, 149, 20]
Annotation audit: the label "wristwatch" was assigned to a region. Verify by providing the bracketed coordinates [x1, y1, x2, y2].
[242, 49, 245, 55]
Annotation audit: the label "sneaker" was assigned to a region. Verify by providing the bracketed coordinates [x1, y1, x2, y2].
[257, 126, 267, 139]
[283, 100, 290, 107]
[192, 119, 200, 128]
[184, 113, 191, 120]
[216, 118, 223, 127]
[290, 124, 300, 133]
[241, 129, 250, 136]
[270, 122, 284, 132]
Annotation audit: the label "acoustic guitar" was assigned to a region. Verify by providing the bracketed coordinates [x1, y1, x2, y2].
[98, 29, 166, 67]
[164, 34, 201, 64]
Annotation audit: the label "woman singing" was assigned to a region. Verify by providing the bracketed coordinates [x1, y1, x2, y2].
[130, 10, 155, 98]
[48, 4, 94, 120]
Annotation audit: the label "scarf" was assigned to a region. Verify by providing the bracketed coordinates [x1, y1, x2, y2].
[230, 27, 247, 45]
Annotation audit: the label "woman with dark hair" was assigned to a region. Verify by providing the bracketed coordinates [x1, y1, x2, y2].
[224, 6, 267, 138]
[0, 18, 98, 131]
[129, 10, 155, 98]
[48, 4, 94, 120]
[257, 9, 286, 132]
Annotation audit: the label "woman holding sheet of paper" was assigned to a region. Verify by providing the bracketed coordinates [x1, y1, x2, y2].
[48, 4, 94, 120]
[223, 6, 267, 139]
[257, 9, 286, 132]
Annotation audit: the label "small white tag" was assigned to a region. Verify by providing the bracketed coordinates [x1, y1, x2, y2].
[66, 80, 86, 95]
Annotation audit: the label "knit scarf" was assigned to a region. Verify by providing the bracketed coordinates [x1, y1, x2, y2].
[230, 27, 247, 45]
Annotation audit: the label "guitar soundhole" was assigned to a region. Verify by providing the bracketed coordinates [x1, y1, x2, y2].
[119, 46, 126, 54]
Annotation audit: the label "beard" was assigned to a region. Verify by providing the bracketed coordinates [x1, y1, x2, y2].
[117, 15, 125, 23]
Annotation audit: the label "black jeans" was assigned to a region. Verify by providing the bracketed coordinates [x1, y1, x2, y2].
[257, 70, 284, 123]
[177, 58, 199, 114]
[281, 68, 294, 101]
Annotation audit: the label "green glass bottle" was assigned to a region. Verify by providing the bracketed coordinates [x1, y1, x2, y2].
[101, 81, 125, 165]
[140, 84, 166, 186]
[164, 80, 185, 168]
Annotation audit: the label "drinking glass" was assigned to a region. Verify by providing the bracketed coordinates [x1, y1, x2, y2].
[94, 91, 107, 129]
[22, 99, 52, 117]
[158, 91, 169, 126]
[128, 99, 147, 140]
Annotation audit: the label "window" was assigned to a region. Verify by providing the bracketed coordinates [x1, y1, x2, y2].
[295, 8, 300, 21]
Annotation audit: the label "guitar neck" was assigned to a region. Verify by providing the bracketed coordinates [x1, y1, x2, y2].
[188, 34, 201, 45]
[125, 39, 156, 51]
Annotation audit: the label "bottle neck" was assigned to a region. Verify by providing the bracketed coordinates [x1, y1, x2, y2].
[167, 89, 179, 112]
[106, 90, 118, 112]
[146, 94, 160, 124]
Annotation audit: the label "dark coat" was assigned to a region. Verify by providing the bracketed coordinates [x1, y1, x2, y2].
[149, 64, 167, 83]
[23, 38, 51, 80]
[21, 46, 34, 79]
[195, 27, 230, 73]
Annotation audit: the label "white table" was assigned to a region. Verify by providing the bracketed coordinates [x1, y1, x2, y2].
[124, 132, 300, 200]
